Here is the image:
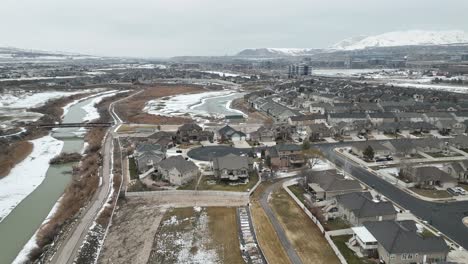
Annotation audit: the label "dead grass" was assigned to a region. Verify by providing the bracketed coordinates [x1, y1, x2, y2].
[148, 207, 244, 264]
[410, 187, 452, 199]
[250, 182, 291, 264]
[270, 188, 340, 264]
[115, 84, 205, 124]
[206, 207, 244, 264]
[230, 97, 272, 124]
[0, 141, 33, 178]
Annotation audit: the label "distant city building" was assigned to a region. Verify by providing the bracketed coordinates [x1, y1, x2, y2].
[288, 64, 311, 78]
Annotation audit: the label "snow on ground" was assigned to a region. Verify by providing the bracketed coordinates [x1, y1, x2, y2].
[387, 82, 468, 94]
[0, 90, 88, 108]
[312, 68, 393, 77]
[81, 90, 128, 122]
[155, 208, 220, 264]
[0, 135, 64, 222]
[144, 90, 242, 119]
[61, 88, 108, 117]
[0, 76, 80, 82]
[202, 71, 250, 79]
[377, 167, 400, 176]
[312, 159, 334, 171]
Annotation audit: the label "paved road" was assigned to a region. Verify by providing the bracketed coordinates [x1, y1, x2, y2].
[317, 143, 468, 249]
[51, 133, 113, 264]
[50, 91, 135, 264]
[259, 179, 303, 264]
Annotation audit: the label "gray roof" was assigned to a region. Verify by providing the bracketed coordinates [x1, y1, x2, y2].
[307, 170, 362, 192]
[329, 113, 368, 119]
[158, 155, 198, 174]
[136, 143, 162, 153]
[178, 123, 203, 132]
[368, 112, 395, 119]
[335, 192, 396, 218]
[364, 220, 449, 254]
[290, 114, 326, 121]
[213, 154, 249, 170]
[410, 166, 456, 183]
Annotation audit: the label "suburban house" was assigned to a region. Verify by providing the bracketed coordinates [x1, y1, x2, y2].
[249, 125, 276, 142]
[134, 143, 165, 173]
[288, 114, 327, 126]
[360, 220, 449, 264]
[403, 166, 457, 189]
[148, 131, 175, 149]
[156, 155, 199, 186]
[395, 112, 425, 123]
[368, 112, 396, 125]
[445, 160, 468, 182]
[212, 154, 251, 181]
[412, 138, 447, 154]
[449, 135, 468, 150]
[218, 125, 247, 142]
[176, 123, 214, 143]
[381, 139, 418, 158]
[306, 170, 362, 200]
[328, 113, 368, 125]
[306, 123, 334, 142]
[266, 144, 305, 168]
[309, 102, 333, 114]
[331, 192, 397, 226]
[351, 142, 392, 160]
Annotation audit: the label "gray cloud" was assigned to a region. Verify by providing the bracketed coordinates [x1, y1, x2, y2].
[1, 0, 467, 57]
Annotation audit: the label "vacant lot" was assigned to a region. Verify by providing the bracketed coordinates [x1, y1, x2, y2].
[115, 84, 205, 124]
[98, 199, 167, 264]
[250, 182, 291, 264]
[148, 207, 244, 264]
[270, 189, 340, 264]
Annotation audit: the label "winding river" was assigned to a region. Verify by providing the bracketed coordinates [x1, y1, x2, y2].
[0, 97, 100, 264]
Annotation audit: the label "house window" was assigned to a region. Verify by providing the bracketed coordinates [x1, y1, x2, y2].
[401, 253, 414, 260]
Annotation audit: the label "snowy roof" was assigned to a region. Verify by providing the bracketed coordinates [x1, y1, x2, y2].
[352, 227, 377, 243]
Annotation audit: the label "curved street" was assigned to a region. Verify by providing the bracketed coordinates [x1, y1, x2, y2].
[317, 143, 468, 249]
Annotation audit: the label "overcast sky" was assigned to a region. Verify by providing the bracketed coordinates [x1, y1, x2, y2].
[1, 0, 467, 57]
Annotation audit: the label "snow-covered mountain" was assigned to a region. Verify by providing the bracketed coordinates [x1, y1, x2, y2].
[236, 48, 321, 57]
[331, 30, 468, 50]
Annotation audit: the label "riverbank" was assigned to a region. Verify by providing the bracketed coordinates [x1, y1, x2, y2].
[0, 89, 125, 264]
[0, 136, 64, 222]
[25, 92, 131, 263]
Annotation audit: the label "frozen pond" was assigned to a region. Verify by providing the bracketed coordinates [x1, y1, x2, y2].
[145, 90, 245, 120]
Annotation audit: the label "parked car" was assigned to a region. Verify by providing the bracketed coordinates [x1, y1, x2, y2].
[454, 187, 467, 195]
[447, 188, 459, 196]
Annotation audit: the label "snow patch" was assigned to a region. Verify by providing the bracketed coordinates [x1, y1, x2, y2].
[0, 135, 64, 222]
